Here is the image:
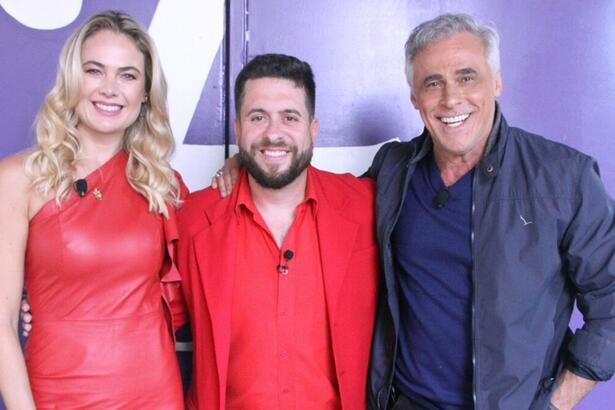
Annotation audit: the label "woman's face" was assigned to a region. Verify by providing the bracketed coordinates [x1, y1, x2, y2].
[74, 30, 146, 144]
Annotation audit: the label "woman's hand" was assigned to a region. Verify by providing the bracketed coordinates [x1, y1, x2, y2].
[210, 154, 241, 197]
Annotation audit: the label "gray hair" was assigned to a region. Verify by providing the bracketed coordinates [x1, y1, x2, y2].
[405, 13, 500, 85]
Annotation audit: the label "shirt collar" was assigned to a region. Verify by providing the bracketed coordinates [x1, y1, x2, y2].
[304, 166, 319, 217]
[235, 169, 255, 217]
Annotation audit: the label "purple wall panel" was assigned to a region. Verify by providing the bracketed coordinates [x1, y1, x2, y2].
[183, 44, 225, 145]
[236, 1, 419, 146]
[0, 1, 159, 159]
[473, 1, 615, 194]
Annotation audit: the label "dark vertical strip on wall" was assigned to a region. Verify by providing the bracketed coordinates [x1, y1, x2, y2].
[243, 0, 249, 65]
[223, 0, 232, 158]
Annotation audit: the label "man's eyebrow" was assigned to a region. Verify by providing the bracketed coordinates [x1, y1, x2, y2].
[282, 109, 302, 116]
[422, 74, 443, 84]
[246, 108, 266, 115]
[456, 67, 478, 76]
[245, 108, 303, 116]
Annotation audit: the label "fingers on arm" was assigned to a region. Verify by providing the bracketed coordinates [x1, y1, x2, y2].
[212, 154, 241, 198]
[221, 154, 241, 197]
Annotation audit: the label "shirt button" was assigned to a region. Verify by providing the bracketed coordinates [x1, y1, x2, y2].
[281, 351, 288, 358]
[282, 388, 289, 394]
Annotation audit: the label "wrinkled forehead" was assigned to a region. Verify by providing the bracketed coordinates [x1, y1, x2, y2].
[413, 32, 489, 73]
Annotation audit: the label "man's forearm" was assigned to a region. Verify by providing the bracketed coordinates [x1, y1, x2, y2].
[550, 369, 597, 410]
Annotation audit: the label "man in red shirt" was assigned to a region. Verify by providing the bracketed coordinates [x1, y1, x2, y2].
[177, 54, 379, 410]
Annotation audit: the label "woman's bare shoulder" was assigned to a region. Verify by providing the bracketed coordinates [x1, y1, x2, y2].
[0, 151, 30, 186]
[0, 150, 50, 219]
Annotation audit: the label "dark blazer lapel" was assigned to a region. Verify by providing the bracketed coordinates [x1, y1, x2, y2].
[192, 196, 238, 400]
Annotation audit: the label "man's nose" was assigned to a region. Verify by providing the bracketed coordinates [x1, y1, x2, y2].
[265, 117, 282, 138]
[440, 83, 463, 109]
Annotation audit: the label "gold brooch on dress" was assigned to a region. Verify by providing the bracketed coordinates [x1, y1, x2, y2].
[93, 188, 103, 200]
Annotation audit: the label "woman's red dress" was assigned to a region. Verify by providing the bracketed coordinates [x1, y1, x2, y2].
[24, 151, 184, 409]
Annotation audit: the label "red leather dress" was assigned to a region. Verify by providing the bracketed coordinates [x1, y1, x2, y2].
[24, 151, 184, 409]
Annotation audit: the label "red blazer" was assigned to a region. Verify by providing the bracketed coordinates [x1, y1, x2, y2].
[177, 167, 379, 410]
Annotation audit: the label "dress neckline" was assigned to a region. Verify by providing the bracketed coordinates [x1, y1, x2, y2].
[80, 149, 127, 190]
[30, 150, 128, 225]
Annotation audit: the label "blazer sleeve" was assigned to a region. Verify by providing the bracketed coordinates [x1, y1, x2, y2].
[562, 157, 615, 381]
[363, 141, 397, 179]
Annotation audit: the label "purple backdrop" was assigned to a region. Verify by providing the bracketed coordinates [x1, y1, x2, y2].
[235, 0, 615, 195]
[1, 1, 614, 408]
[0, 1, 159, 158]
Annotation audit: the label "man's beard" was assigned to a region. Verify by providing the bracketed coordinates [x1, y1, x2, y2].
[239, 139, 313, 189]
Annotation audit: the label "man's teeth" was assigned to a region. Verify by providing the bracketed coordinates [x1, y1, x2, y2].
[263, 150, 287, 157]
[94, 102, 121, 112]
[441, 113, 470, 126]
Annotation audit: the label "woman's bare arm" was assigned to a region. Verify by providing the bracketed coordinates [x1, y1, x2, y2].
[0, 153, 37, 410]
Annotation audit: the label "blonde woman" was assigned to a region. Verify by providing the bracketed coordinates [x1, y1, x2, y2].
[0, 11, 186, 409]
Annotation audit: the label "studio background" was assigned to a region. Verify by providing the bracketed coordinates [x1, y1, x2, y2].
[1, 1, 614, 408]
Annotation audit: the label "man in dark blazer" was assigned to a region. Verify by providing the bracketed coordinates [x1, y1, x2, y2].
[367, 13, 615, 410]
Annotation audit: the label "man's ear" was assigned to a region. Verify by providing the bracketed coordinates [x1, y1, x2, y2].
[309, 116, 320, 145]
[410, 89, 419, 110]
[494, 72, 503, 97]
[234, 117, 241, 143]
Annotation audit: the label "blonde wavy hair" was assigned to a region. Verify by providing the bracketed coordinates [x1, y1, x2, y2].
[25, 10, 180, 217]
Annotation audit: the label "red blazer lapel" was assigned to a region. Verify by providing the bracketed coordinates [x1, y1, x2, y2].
[312, 171, 361, 386]
[311, 168, 378, 408]
[317, 204, 359, 326]
[311, 169, 359, 324]
[192, 198, 238, 405]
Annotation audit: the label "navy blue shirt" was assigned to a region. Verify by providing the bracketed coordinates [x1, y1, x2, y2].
[393, 151, 474, 409]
